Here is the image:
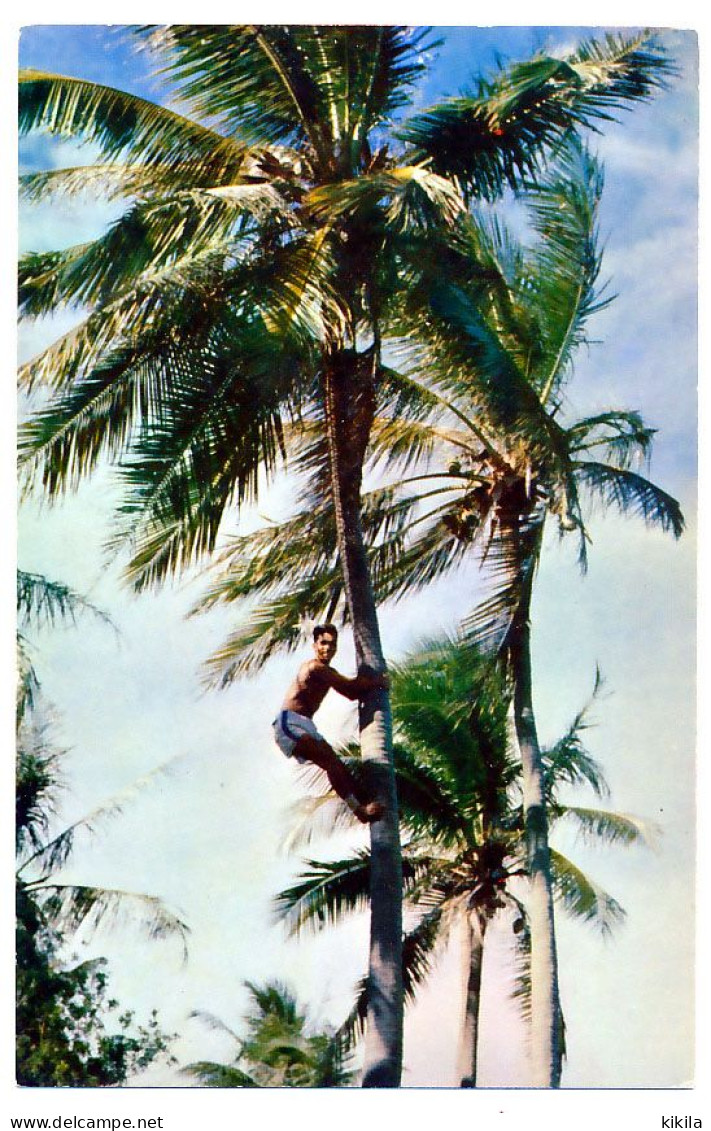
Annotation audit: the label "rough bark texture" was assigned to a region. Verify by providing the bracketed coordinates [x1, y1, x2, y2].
[510, 600, 562, 1088]
[324, 352, 404, 1088]
[457, 909, 486, 1087]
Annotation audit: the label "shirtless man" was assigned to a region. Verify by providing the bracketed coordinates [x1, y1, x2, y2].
[272, 624, 386, 823]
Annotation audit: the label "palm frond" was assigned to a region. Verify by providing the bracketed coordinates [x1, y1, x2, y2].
[17, 570, 113, 631]
[549, 849, 625, 934]
[398, 32, 672, 199]
[30, 883, 189, 956]
[306, 165, 464, 231]
[19, 68, 244, 173]
[17, 756, 182, 879]
[574, 461, 684, 537]
[181, 1062, 259, 1087]
[16, 634, 40, 728]
[273, 853, 372, 937]
[187, 1009, 241, 1043]
[557, 807, 660, 849]
[542, 669, 609, 798]
[523, 138, 612, 405]
[568, 411, 657, 468]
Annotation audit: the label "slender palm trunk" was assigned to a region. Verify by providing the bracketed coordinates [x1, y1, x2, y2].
[456, 908, 487, 1087]
[324, 352, 403, 1088]
[509, 582, 562, 1087]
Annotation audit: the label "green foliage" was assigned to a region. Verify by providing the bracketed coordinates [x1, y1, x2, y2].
[19, 27, 675, 605]
[183, 981, 353, 1087]
[276, 636, 654, 1041]
[16, 572, 184, 1086]
[16, 885, 176, 1087]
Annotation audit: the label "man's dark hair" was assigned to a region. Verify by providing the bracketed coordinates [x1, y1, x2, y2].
[313, 623, 338, 642]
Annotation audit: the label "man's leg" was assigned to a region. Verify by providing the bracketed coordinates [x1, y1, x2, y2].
[292, 735, 384, 823]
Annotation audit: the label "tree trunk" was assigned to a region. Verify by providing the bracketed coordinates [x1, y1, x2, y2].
[509, 592, 562, 1087]
[324, 352, 404, 1088]
[456, 908, 486, 1087]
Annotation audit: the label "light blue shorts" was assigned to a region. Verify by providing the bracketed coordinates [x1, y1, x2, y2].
[272, 710, 325, 763]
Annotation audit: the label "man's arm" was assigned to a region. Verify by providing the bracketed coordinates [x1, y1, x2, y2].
[323, 666, 389, 701]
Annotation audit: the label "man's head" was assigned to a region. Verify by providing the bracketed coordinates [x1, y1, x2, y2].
[312, 623, 338, 664]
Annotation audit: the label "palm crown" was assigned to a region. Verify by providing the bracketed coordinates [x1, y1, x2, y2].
[275, 637, 653, 1081]
[19, 29, 672, 590]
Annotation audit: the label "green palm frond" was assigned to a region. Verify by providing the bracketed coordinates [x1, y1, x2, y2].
[542, 670, 609, 798]
[19, 68, 245, 174]
[20, 163, 204, 203]
[197, 585, 337, 685]
[460, 511, 543, 657]
[398, 32, 671, 198]
[273, 853, 372, 937]
[181, 1062, 259, 1087]
[187, 1009, 241, 1043]
[306, 165, 464, 231]
[17, 570, 113, 631]
[142, 26, 433, 166]
[16, 711, 64, 850]
[523, 139, 612, 405]
[568, 411, 657, 468]
[549, 849, 625, 934]
[335, 903, 446, 1053]
[19, 187, 291, 320]
[573, 461, 685, 537]
[557, 807, 660, 849]
[29, 884, 189, 956]
[16, 634, 40, 728]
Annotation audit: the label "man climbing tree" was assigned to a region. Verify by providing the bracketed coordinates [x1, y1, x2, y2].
[273, 624, 386, 824]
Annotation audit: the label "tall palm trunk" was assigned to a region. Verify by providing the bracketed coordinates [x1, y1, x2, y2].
[509, 573, 562, 1087]
[324, 351, 404, 1088]
[456, 907, 487, 1087]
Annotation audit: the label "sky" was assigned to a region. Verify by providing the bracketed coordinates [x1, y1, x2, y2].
[6, 11, 705, 1131]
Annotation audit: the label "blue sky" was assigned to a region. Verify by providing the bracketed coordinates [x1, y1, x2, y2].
[10, 18, 700, 1122]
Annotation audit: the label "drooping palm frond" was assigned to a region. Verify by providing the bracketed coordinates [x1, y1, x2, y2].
[273, 852, 373, 937]
[16, 756, 183, 880]
[557, 807, 660, 849]
[541, 670, 609, 799]
[16, 714, 64, 852]
[398, 32, 672, 199]
[19, 185, 292, 320]
[549, 849, 625, 934]
[28, 883, 189, 957]
[573, 461, 685, 537]
[568, 411, 657, 468]
[335, 903, 446, 1053]
[16, 634, 40, 729]
[17, 570, 113, 630]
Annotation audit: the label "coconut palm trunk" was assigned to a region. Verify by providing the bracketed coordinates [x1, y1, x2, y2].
[324, 351, 403, 1087]
[457, 908, 487, 1087]
[509, 570, 561, 1087]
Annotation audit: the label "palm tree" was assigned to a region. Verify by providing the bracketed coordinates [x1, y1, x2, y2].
[183, 980, 353, 1087]
[19, 26, 672, 1084]
[275, 637, 656, 1086]
[16, 569, 189, 972]
[16, 569, 188, 1082]
[199, 137, 683, 1084]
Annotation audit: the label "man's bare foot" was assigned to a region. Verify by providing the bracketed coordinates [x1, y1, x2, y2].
[354, 800, 385, 824]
